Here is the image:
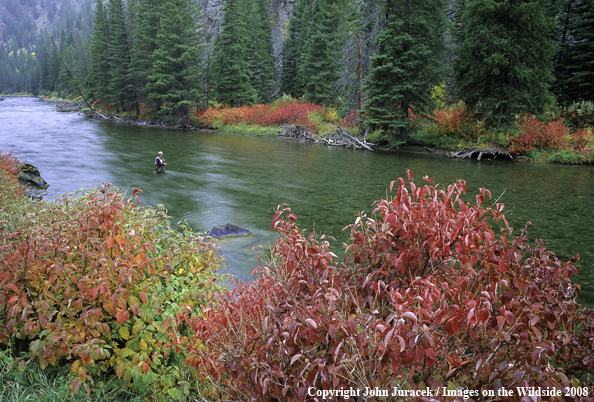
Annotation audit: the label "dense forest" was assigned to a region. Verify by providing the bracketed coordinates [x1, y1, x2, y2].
[1, 0, 594, 138]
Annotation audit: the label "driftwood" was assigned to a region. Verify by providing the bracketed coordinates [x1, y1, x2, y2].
[277, 125, 374, 151]
[452, 148, 513, 160]
[277, 124, 315, 142]
[317, 126, 374, 151]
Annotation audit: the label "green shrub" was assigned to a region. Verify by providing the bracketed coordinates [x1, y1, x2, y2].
[0, 158, 225, 399]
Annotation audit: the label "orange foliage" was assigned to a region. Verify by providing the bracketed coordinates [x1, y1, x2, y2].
[508, 115, 569, 154]
[196, 100, 324, 133]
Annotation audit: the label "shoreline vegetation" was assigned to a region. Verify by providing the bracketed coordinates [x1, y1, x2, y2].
[1, 149, 593, 401]
[16, 93, 592, 165]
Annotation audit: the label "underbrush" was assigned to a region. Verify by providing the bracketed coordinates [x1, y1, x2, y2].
[194, 98, 360, 136]
[412, 102, 594, 164]
[0, 151, 226, 401]
[0, 350, 148, 402]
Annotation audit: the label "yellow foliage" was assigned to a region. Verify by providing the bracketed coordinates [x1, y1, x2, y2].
[431, 82, 447, 109]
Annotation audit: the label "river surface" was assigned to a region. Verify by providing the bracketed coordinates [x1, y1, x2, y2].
[2, 97, 594, 307]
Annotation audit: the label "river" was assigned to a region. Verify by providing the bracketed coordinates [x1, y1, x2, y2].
[2, 97, 593, 307]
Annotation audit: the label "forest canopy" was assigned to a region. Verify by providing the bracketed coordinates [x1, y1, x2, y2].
[1, 0, 594, 137]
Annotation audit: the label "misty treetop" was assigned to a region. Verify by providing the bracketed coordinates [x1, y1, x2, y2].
[1, 0, 594, 134]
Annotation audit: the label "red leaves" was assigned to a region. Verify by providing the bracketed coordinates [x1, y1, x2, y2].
[508, 114, 570, 154]
[196, 99, 325, 133]
[175, 172, 593, 401]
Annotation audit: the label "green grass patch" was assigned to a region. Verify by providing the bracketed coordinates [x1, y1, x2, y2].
[218, 123, 278, 136]
[534, 149, 591, 164]
[0, 351, 149, 402]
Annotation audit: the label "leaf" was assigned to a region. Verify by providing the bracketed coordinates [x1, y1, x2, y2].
[116, 362, 126, 378]
[116, 310, 130, 325]
[118, 348, 134, 358]
[305, 318, 317, 329]
[119, 326, 130, 340]
[290, 354, 302, 366]
[401, 312, 417, 322]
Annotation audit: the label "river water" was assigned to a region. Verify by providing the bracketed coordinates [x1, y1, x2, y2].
[2, 97, 593, 307]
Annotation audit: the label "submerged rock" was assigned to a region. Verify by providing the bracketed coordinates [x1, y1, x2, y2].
[207, 223, 250, 238]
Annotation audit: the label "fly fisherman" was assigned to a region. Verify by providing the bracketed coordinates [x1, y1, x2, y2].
[154, 151, 167, 173]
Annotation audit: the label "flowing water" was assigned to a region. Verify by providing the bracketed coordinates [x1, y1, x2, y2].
[2, 97, 594, 307]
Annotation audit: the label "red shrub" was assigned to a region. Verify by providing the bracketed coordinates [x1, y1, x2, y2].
[339, 110, 360, 128]
[569, 128, 593, 158]
[509, 115, 569, 154]
[172, 172, 593, 401]
[0, 150, 23, 178]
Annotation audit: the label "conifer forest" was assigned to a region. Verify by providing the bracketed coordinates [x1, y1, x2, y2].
[1, 0, 594, 137]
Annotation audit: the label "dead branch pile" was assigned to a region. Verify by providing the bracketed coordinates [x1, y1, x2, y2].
[452, 148, 513, 160]
[277, 125, 374, 151]
[277, 124, 315, 142]
[317, 126, 374, 151]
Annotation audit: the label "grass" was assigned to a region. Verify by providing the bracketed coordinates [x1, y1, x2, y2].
[218, 123, 280, 136]
[533, 149, 590, 164]
[0, 350, 150, 402]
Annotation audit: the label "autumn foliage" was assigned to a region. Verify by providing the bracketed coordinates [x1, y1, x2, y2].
[196, 99, 327, 133]
[508, 115, 594, 159]
[0, 155, 224, 398]
[174, 171, 593, 401]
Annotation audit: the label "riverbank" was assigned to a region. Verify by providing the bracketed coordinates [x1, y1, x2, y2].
[36, 96, 594, 164]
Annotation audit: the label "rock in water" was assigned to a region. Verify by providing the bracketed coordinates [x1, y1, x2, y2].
[18, 163, 50, 189]
[207, 223, 250, 238]
[18, 163, 50, 200]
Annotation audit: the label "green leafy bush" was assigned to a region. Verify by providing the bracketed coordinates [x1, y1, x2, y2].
[0, 159, 225, 398]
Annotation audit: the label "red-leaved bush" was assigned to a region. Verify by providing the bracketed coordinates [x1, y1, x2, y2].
[171, 171, 593, 401]
[196, 100, 324, 133]
[508, 115, 570, 154]
[431, 102, 475, 138]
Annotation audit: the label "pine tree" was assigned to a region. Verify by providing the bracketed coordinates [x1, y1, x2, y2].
[129, 0, 161, 110]
[145, 0, 203, 118]
[213, 0, 257, 106]
[364, 0, 448, 140]
[453, 0, 556, 124]
[552, 0, 594, 104]
[39, 45, 50, 93]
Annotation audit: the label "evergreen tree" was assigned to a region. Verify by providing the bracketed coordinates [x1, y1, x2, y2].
[39, 45, 50, 93]
[552, 0, 594, 104]
[364, 0, 448, 140]
[106, 0, 132, 111]
[247, 0, 276, 103]
[87, 0, 111, 102]
[213, 0, 257, 106]
[453, 0, 556, 124]
[301, 0, 349, 106]
[129, 0, 161, 109]
[145, 0, 203, 118]
[279, 0, 310, 98]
